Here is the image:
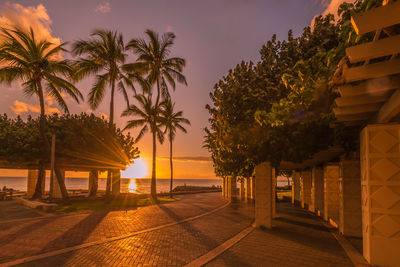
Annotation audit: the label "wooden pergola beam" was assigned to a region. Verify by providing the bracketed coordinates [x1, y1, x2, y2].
[336, 113, 373, 122]
[338, 76, 400, 97]
[351, 1, 400, 35]
[343, 58, 400, 83]
[335, 93, 389, 107]
[374, 89, 400, 123]
[333, 103, 382, 116]
[346, 35, 400, 63]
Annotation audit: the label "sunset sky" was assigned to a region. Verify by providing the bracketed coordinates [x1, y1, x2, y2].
[0, 0, 347, 179]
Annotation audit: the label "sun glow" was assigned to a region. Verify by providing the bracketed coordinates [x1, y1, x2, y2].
[121, 158, 148, 179]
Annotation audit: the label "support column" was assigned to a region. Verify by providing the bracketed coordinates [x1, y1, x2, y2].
[229, 176, 237, 201]
[360, 124, 400, 266]
[251, 176, 256, 200]
[324, 164, 340, 225]
[246, 177, 251, 200]
[272, 168, 276, 218]
[53, 169, 65, 199]
[88, 170, 98, 197]
[240, 178, 245, 200]
[339, 160, 361, 237]
[255, 162, 272, 229]
[221, 177, 225, 197]
[112, 170, 121, 195]
[292, 171, 301, 206]
[301, 169, 311, 210]
[311, 167, 324, 216]
[27, 169, 45, 198]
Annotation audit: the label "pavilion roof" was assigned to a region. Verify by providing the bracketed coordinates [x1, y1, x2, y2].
[334, 0, 400, 126]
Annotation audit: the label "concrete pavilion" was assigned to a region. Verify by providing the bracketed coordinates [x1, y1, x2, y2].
[221, 1, 400, 266]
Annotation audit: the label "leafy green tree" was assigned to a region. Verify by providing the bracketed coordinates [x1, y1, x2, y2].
[125, 30, 187, 106]
[160, 99, 190, 197]
[0, 27, 83, 200]
[122, 94, 165, 199]
[72, 29, 144, 195]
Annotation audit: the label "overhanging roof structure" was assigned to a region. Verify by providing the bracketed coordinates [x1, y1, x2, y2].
[334, 0, 400, 126]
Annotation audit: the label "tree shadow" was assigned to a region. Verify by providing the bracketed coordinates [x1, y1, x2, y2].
[157, 203, 252, 266]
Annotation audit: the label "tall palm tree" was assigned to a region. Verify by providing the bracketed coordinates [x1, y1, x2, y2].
[122, 94, 164, 199]
[161, 100, 190, 198]
[0, 27, 83, 201]
[72, 29, 144, 195]
[125, 29, 187, 106]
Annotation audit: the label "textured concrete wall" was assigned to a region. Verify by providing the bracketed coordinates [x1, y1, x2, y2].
[255, 162, 272, 229]
[272, 168, 276, 218]
[311, 167, 324, 216]
[361, 124, 400, 266]
[228, 176, 237, 201]
[301, 170, 312, 209]
[324, 164, 340, 224]
[251, 177, 256, 200]
[240, 179, 245, 200]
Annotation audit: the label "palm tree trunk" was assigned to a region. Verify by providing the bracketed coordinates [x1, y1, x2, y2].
[37, 82, 69, 202]
[32, 162, 45, 199]
[106, 79, 116, 196]
[169, 135, 173, 198]
[151, 128, 157, 200]
[155, 78, 161, 107]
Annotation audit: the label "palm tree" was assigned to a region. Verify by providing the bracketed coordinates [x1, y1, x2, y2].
[122, 94, 164, 199]
[125, 29, 187, 106]
[161, 100, 190, 198]
[72, 29, 144, 195]
[0, 27, 83, 201]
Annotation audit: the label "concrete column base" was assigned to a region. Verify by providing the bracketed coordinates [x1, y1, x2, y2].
[312, 167, 324, 216]
[27, 169, 45, 198]
[52, 170, 65, 199]
[229, 176, 237, 201]
[255, 162, 272, 229]
[240, 179, 245, 200]
[272, 168, 276, 218]
[246, 177, 251, 200]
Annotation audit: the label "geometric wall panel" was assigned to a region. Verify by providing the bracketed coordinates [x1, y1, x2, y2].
[361, 124, 400, 266]
[301, 170, 312, 210]
[324, 164, 340, 224]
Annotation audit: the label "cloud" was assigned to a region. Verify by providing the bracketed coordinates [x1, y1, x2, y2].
[95, 2, 111, 14]
[0, 3, 61, 58]
[11, 100, 60, 115]
[159, 156, 212, 163]
[311, 0, 355, 27]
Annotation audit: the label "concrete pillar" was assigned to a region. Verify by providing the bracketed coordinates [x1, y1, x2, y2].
[221, 177, 225, 197]
[240, 178, 245, 200]
[246, 177, 251, 200]
[324, 164, 340, 225]
[88, 170, 98, 197]
[251, 176, 256, 199]
[53, 169, 65, 199]
[272, 168, 276, 218]
[301, 170, 311, 210]
[360, 124, 400, 266]
[292, 171, 301, 206]
[111, 169, 121, 195]
[339, 160, 361, 237]
[229, 176, 237, 201]
[311, 167, 324, 216]
[27, 169, 45, 198]
[255, 162, 272, 229]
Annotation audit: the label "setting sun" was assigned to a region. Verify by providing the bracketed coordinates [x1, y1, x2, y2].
[121, 158, 148, 179]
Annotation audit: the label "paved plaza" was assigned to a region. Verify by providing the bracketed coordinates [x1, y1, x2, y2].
[0, 193, 357, 266]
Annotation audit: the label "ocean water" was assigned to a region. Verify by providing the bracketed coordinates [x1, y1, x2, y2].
[0, 177, 221, 194]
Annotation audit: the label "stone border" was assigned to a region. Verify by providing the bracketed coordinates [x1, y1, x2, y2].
[0, 200, 230, 267]
[183, 226, 254, 267]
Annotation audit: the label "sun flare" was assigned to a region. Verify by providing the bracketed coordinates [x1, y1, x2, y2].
[121, 158, 148, 179]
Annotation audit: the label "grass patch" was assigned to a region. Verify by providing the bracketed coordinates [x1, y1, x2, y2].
[277, 191, 292, 200]
[55, 196, 180, 214]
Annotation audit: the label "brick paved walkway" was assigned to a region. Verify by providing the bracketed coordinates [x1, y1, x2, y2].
[0, 194, 355, 266]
